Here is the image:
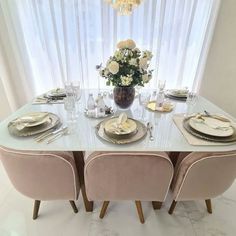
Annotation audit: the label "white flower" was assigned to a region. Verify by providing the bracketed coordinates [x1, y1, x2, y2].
[143, 50, 153, 60]
[139, 57, 148, 69]
[126, 39, 136, 49]
[117, 39, 136, 49]
[117, 40, 126, 49]
[108, 61, 119, 74]
[142, 74, 149, 83]
[129, 58, 137, 66]
[114, 50, 123, 61]
[104, 69, 109, 77]
[121, 75, 133, 86]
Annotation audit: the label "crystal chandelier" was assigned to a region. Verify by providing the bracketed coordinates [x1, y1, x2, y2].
[105, 0, 143, 15]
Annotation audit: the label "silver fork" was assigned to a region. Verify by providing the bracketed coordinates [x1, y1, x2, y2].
[147, 122, 154, 141]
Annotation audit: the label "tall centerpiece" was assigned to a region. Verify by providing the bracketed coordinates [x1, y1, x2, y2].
[97, 39, 153, 109]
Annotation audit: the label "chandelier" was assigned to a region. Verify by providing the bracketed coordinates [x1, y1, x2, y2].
[105, 0, 143, 15]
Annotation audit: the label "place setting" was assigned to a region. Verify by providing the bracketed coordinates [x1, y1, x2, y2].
[95, 112, 149, 145]
[173, 110, 236, 145]
[165, 87, 189, 101]
[33, 88, 66, 104]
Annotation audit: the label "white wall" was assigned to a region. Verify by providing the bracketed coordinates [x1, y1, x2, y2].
[199, 0, 236, 118]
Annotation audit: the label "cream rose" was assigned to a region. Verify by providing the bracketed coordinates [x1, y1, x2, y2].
[139, 57, 148, 69]
[117, 41, 126, 49]
[142, 74, 149, 83]
[126, 39, 136, 49]
[121, 75, 133, 86]
[129, 58, 137, 66]
[108, 61, 119, 74]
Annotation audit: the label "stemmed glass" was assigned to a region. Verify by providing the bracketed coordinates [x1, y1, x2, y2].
[158, 80, 166, 92]
[156, 80, 166, 107]
[71, 80, 81, 115]
[185, 92, 198, 116]
[64, 96, 76, 123]
[139, 92, 151, 121]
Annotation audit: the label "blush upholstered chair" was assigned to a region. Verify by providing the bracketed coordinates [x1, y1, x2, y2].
[168, 151, 236, 214]
[0, 146, 80, 220]
[84, 152, 174, 223]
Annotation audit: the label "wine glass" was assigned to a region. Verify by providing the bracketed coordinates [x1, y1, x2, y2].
[158, 80, 166, 92]
[186, 92, 198, 116]
[71, 80, 81, 116]
[139, 92, 151, 121]
[71, 80, 81, 101]
[64, 96, 76, 122]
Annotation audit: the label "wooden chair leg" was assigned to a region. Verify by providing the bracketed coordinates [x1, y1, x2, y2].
[168, 200, 177, 215]
[135, 201, 145, 224]
[205, 199, 212, 214]
[69, 201, 78, 213]
[152, 201, 162, 210]
[33, 200, 41, 220]
[99, 201, 110, 219]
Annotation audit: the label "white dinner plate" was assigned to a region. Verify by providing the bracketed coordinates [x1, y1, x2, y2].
[47, 88, 66, 97]
[8, 112, 61, 136]
[167, 89, 188, 98]
[104, 117, 137, 136]
[189, 116, 233, 137]
[12, 112, 50, 130]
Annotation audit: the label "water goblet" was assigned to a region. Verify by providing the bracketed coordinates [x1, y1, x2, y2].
[158, 80, 166, 92]
[64, 96, 76, 123]
[139, 92, 151, 121]
[71, 80, 82, 116]
[185, 92, 198, 116]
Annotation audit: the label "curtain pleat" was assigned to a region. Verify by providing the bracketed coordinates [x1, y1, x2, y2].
[0, 0, 221, 110]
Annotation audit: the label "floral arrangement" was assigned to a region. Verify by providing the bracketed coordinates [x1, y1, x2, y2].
[97, 39, 153, 87]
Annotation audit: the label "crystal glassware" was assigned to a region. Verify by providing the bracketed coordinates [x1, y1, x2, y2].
[185, 92, 198, 116]
[139, 92, 151, 121]
[158, 80, 166, 92]
[64, 96, 76, 123]
[87, 93, 96, 110]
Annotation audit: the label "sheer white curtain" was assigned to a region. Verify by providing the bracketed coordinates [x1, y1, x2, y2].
[0, 0, 220, 111]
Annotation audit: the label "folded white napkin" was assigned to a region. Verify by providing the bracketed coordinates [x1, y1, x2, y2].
[192, 116, 231, 130]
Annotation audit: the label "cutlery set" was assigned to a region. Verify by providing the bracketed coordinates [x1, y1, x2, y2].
[34, 126, 68, 144]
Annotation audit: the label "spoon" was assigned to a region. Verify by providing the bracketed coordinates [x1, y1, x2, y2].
[147, 122, 154, 141]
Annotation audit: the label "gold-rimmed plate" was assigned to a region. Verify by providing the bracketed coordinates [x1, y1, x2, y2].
[8, 112, 61, 137]
[147, 101, 174, 112]
[189, 116, 233, 137]
[96, 118, 147, 145]
[183, 116, 236, 143]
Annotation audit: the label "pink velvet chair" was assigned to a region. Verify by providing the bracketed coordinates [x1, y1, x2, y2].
[84, 151, 174, 223]
[0, 146, 80, 220]
[168, 151, 236, 214]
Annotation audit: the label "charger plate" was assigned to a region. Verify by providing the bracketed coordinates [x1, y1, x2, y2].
[96, 118, 147, 145]
[8, 113, 61, 137]
[147, 101, 174, 112]
[189, 116, 233, 137]
[183, 117, 236, 143]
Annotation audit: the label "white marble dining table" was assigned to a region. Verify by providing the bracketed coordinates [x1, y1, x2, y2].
[1, 89, 236, 212]
[0, 89, 236, 152]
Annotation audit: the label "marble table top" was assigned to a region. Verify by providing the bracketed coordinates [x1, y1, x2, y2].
[0, 89, 236, 152]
